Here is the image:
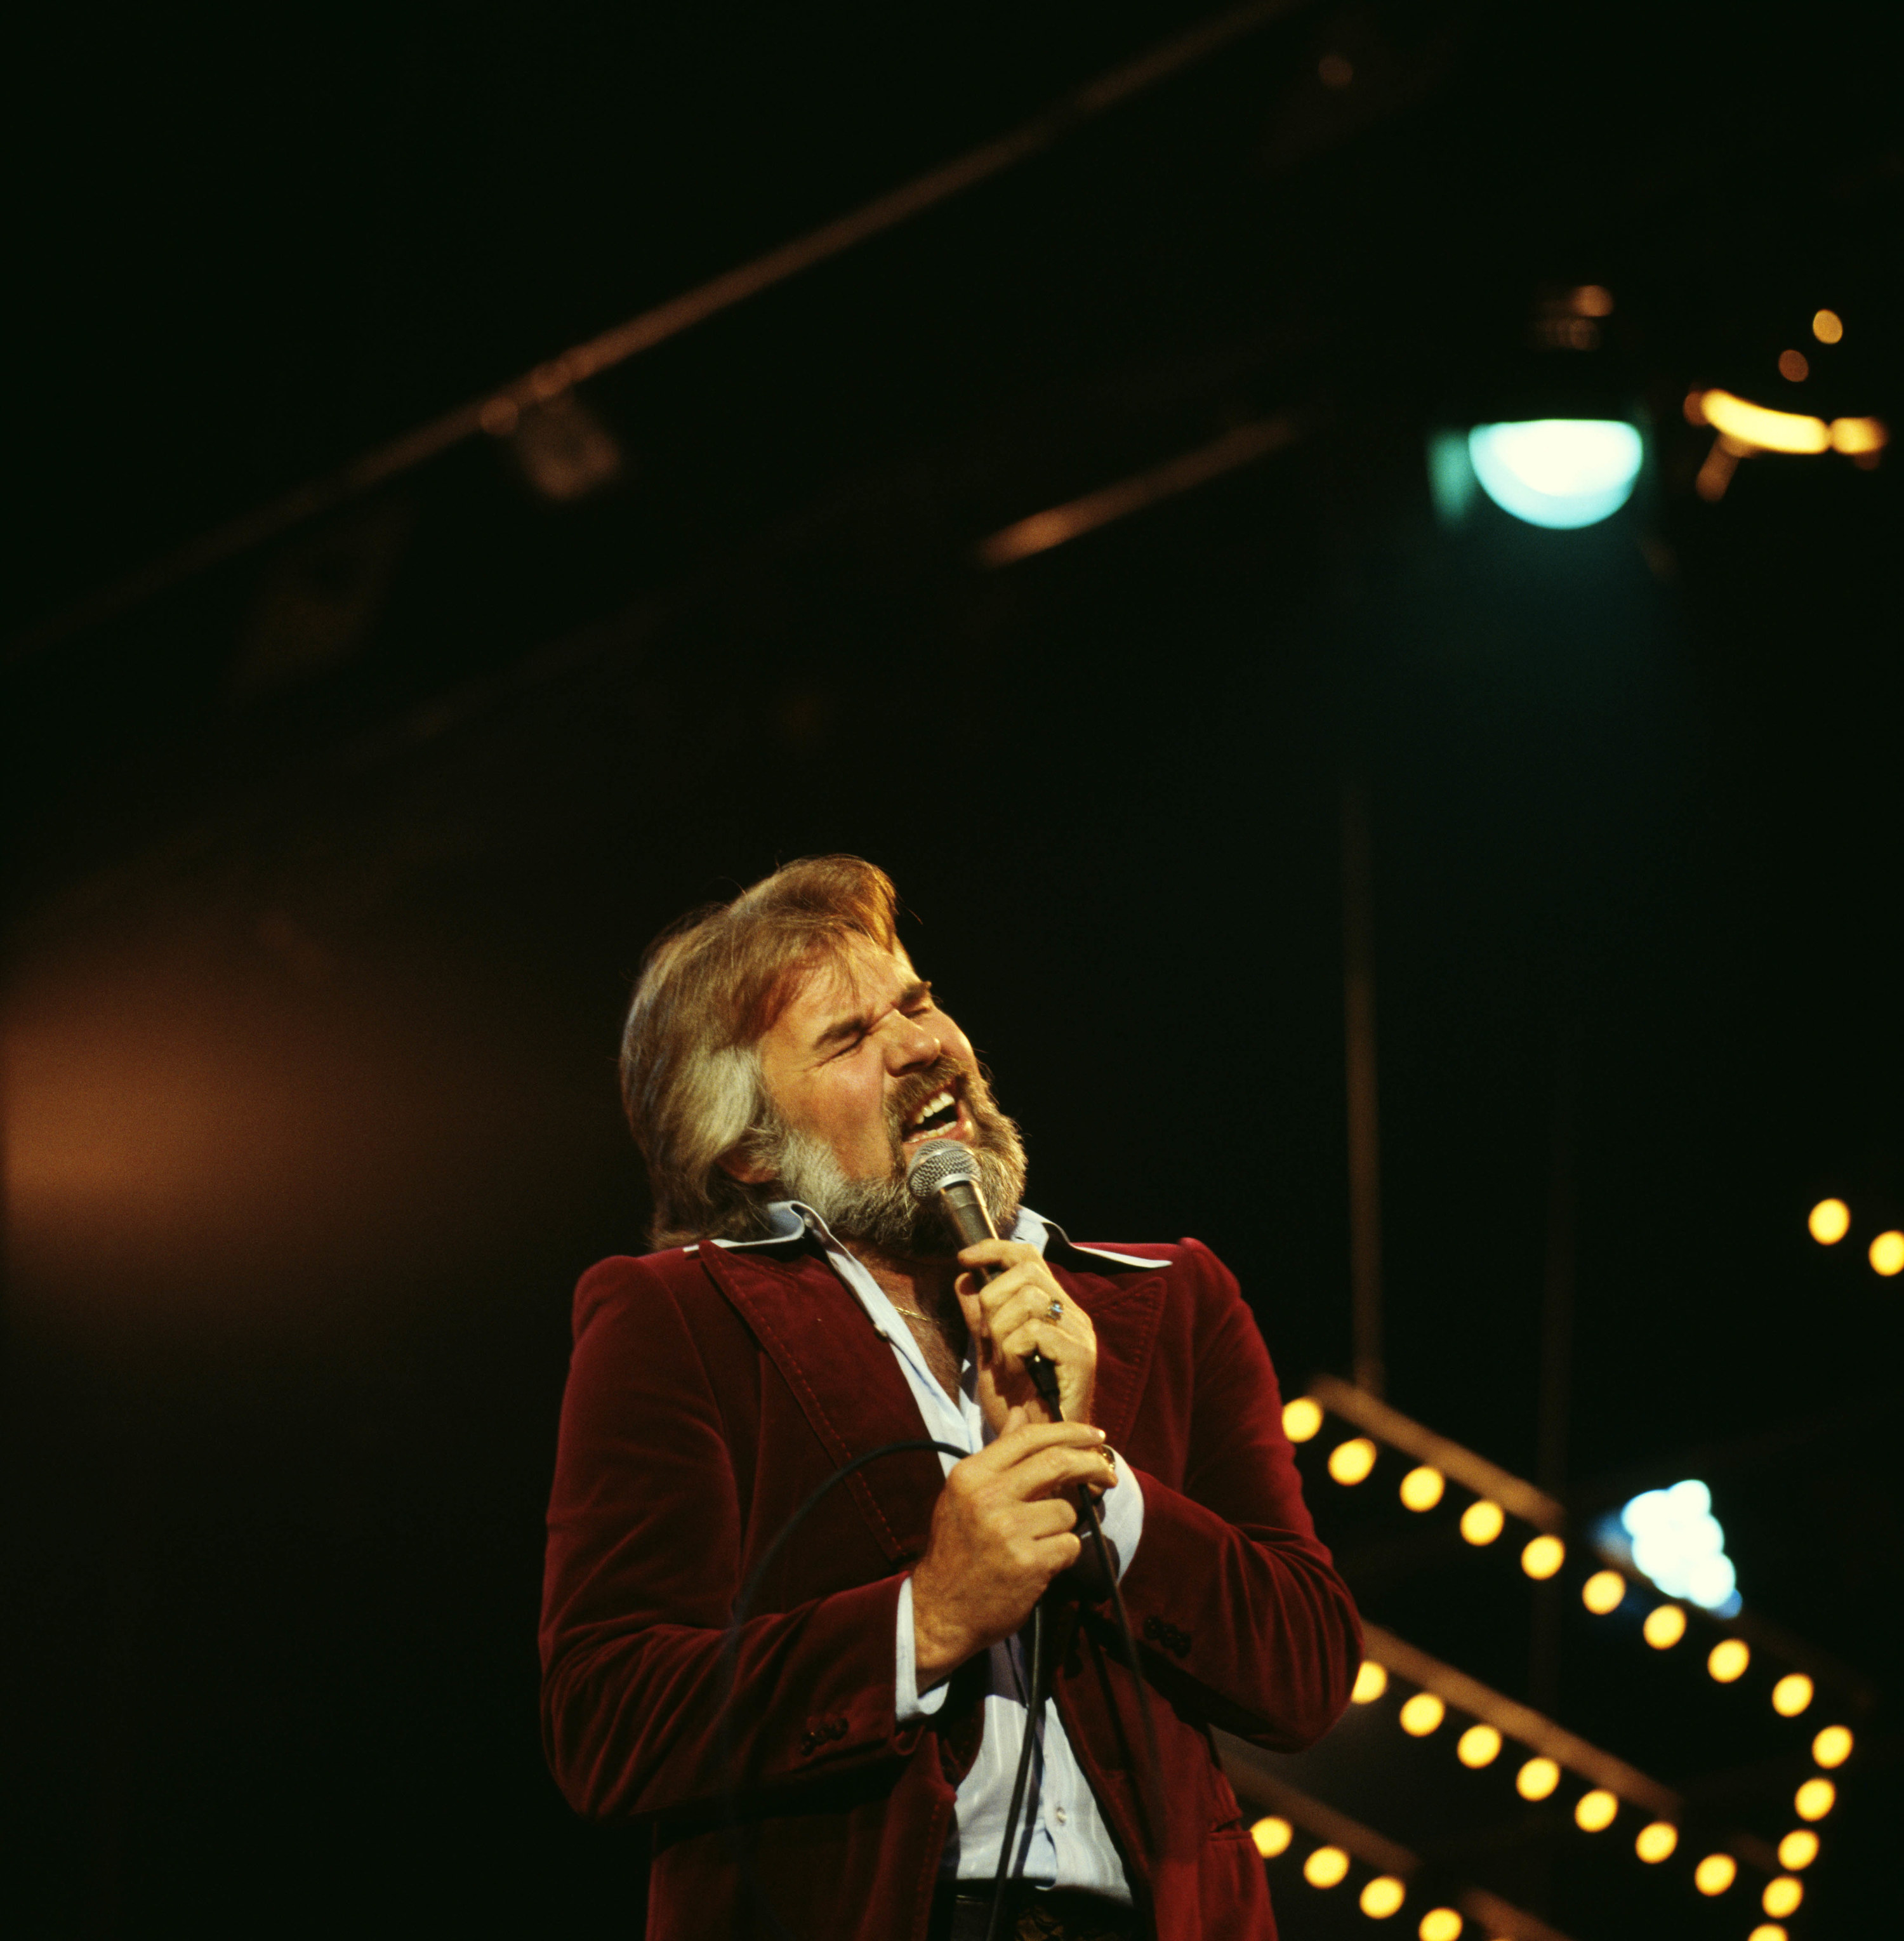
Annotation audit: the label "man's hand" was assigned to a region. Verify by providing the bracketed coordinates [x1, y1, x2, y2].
[910, 1412, 1118, 1686]
[955, 1239, 1097, 1431]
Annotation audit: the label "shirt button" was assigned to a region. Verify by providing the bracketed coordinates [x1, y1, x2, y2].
[1054, 1806, 1068, 1825]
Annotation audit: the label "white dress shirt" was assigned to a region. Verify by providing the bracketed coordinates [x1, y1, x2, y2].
[718, 1201, 1151, 1897]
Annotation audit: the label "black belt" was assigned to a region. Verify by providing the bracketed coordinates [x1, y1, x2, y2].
[932, 1882, 1140, 1941]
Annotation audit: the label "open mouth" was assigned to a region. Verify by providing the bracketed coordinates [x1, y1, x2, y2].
[902, 1084, 962, 1143]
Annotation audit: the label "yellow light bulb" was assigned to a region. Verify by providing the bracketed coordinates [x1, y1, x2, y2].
[1460, 1500, 1504, 1546]
[1807, 1197, 1850, 1244]
[1418, 1910, 1462, 1941]
[1574, 1789, 1618, 1832]
[1811, 1725, 1853, 1768]
[1747, 1927, 1788, 1941]
[1870, 1230, 1904, 1276]
[1693, 1853, 1736, 1896]
[1634, 1822, 1677, 1863]
[1643, 1605, 1686, 1650]
[1399, 1465, 1445, 1511]
[1399, 1692, 1445, 1737]
[1794, 1777, 1835, 1820]
[1521, 1535, 1565, 1580]
[1251, 1816, 1293, 1858]
[1813, 308, 1844, 344]
[1771, 1673, 1813, 1717]
[1304, 1845, 1350, 1888]
[1581, 1569, 1624, 1615]
[1329, 1437, 1378, 1485]
[1352, 1660, 1389, 1704]
[1777, 1829, 1818, 1871]
[1762, 1877, 1803, 1918]
[1457, 1724, 1502, 1768]
[1360, 1876, 1406, 1919]
[1707, 1638, 1750, 1683]
[1283, 1397, 1324, 1442]
[1516, 1757, 1560, 1801]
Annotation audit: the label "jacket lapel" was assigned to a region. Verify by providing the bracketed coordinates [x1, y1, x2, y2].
[1050, 1259, 1168, 1455]
[696, 1242, 946, 1567]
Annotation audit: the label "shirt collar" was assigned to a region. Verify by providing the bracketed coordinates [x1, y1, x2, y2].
[711, 1199, 1169, 1273]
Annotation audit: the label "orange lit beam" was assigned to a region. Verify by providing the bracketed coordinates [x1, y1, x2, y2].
[1308, 1373, 1566, 1531]
[1215, 1747, 1576, 1941]
[1695, 390, 1889, 460]
[975, 414, 1302, 567]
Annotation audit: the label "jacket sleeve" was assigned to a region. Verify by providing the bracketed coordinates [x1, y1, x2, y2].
[539, 1256, 919, 1822]
[1114, 1240, 1360, 1751]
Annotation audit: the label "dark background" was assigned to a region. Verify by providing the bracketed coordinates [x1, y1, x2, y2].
[4, 3, 1898, 1934]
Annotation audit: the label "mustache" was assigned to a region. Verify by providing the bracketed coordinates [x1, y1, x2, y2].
[887, 1055, 971, 1136]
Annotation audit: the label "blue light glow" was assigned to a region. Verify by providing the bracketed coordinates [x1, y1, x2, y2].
[1467, 420, 1644, 529]
[1620, 1479, 1740, 1614]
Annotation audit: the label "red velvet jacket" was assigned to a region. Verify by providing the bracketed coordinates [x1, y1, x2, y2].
[539, 1228, 1359, 1939]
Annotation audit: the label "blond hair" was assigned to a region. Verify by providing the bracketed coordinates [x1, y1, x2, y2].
[621, 856, 902, 1247]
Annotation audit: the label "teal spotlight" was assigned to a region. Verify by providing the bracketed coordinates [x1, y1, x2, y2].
[1466, 419, 1643, 529]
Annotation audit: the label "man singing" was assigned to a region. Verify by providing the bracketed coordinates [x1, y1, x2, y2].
[540, 857, 1358, 1940]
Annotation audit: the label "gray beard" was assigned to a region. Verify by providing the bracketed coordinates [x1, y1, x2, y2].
[762, 1099, 1028, 1256]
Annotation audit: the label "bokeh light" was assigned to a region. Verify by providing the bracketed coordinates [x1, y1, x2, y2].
[1582, 1569, 1625, 1615]
[1643, 1605, 1686, 1650]
[1283, 1397, 1323, 1441]
[1399, 1692, 1445, 1737]
[1360, 1877, 1406, 1919]
[1813, 308, 1844, 343]
[1694, 1853, 1737, 1895]
[1870, 1231, 1904, 1277]
[1748, 1928, 1787, 1941]
[1457, 1724, 1502, 1768]
[1763, 1877, 1803, 1918]
[1778, 1830, 1818, 1871]
[1574, 1789, 1618, 1832]
[1467, 420, 1643, 528]
[1304, 1845, 1350, 1888]
[1623, 1479, 1738, 1611]
[1460, 1500, 1504, 1546]
[1329, 1436, 1377, 1485]
[1521, 1535, 1564, 1580]
[1352, 1660, 1389, 1704]
[1634, 1822, 1677, 1863]
[1516, 1758, 1560, 1801]
[1417, 1910, 1462, 1941]
[1794, 1778, 1835, 1821]
[1399, 1465, 1445, 1511]
[1811, 1725, 1853, 1768]
[1778, 349, 1810, 383]
[1252, 1816, 1293, 1858]
[1771, 1673, 1813, 1716]
[1708, 1638, 1750, 1683]
[1808, 1198, 1850, 1244]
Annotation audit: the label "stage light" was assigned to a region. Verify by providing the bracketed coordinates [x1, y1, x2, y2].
[1778, 350, 1810, 383]
[1399, 1692, 1445, 1737]
[1466, 420, 1643, 529]
[1698, 390, 1830, 455]
[1361, 1876, 1406, 1919]
[1694, 1853, 1737, 1895]
[1813, 309, 1844, 343]
[1330, 1438, 1378, 1485]
[1830, 416, 1888, 456]
[1634, 1822, 1677, 1862]
[1252, 1816, 1293, 1858]
[1794, 1778, 1835, 1820]
[1418, 1909, 1462, 1941]
[1708, 1639, 1749, 1683]
[1521, 1535, 1564, 1580]
[1762, 1877, 1803, 1918]
[1870, 1231, 1904, 1276]
[1574, 1789, 1618, 1832]
[1622, 1479, 1738, 1611]
[1641, 1603, 1686, 1649]
[1771, 1673, 1813, 1716]
[1811, 1725, 1852, 1768]
[1400, 1465, 1445, 1511]
[1748, 1928, 1787, 1941]
[1582, 1570, 1625, 1614]
[1808, 1198, 1850, 1244]
[1778, 1830, 1818, 1871]
[1457, 1724, 1502, 1768]
[1352, 1661, 1389, 1704]
[1460, 1500, 1504, 1546]
[1516, 1758, 1560, 1801]
[1305, 1845, 1351, 1888]
[1284, 1397, 1324, 1441]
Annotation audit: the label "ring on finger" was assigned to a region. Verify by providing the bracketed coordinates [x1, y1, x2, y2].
[1046, 1298, 1064, 1320]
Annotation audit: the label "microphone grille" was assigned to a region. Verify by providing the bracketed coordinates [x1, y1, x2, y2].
[906, 1139, 978, 1201]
